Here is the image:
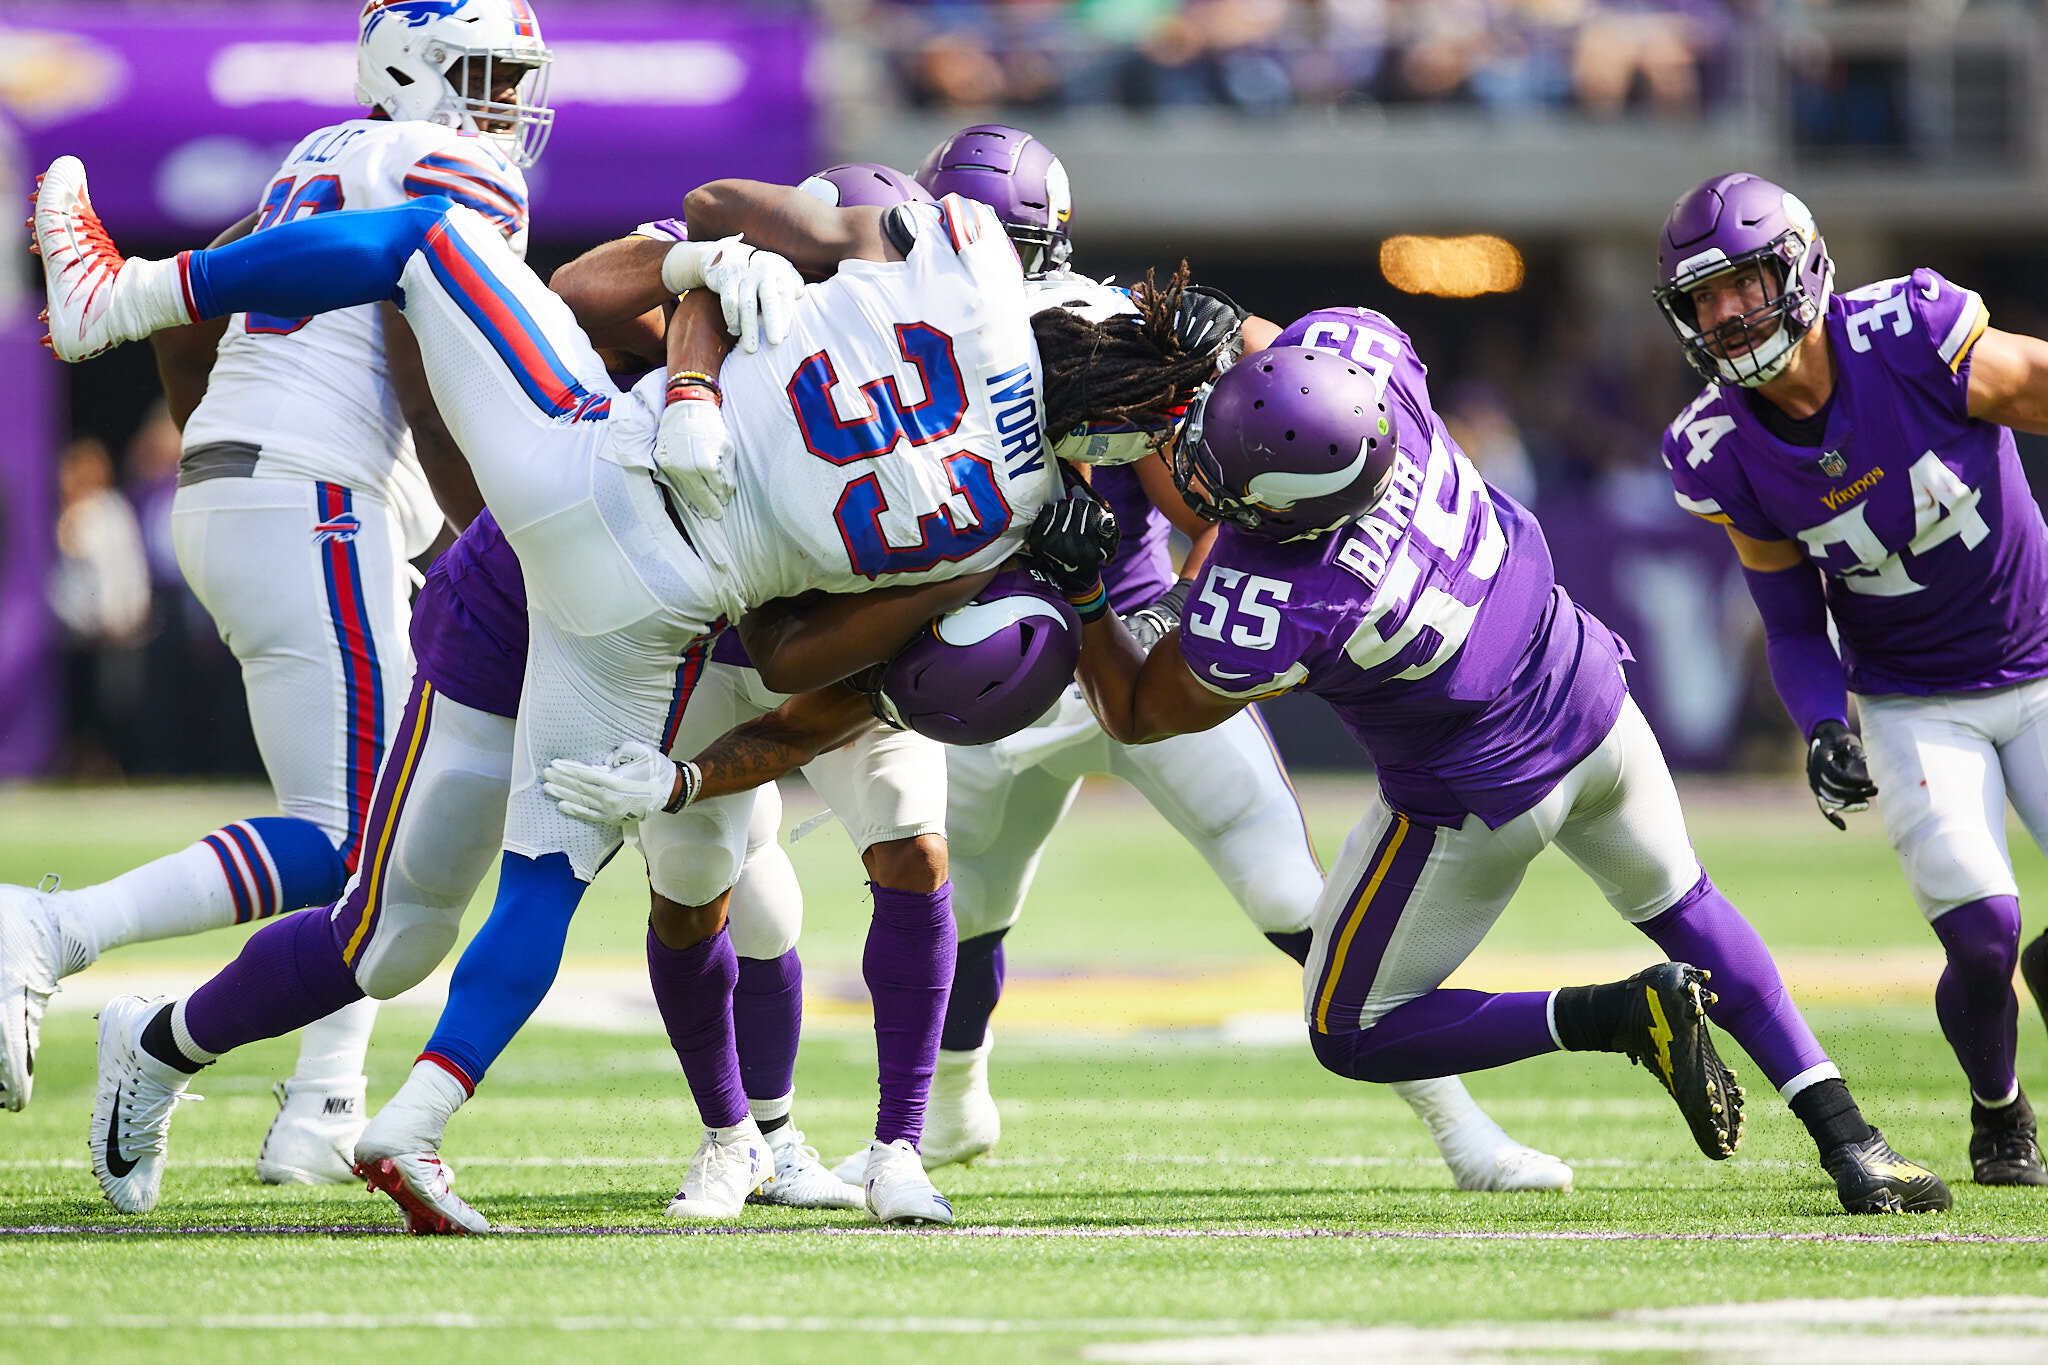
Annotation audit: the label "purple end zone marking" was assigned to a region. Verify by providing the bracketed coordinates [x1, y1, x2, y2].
[3, 1225, 2044, 1245]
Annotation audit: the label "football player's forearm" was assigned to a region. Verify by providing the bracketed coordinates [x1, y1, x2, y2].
[690, 686, 876, 801]
[1743, 563, 1847, 738]
[666, 287, 734, 382]
[1076, 614, 1158, 744]
[682, 180, 891, 275]
[739, 572, 996, 695]
[550, 237, 674, 329]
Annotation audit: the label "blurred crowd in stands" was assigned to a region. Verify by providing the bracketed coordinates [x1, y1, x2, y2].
[51, 407, 259, 779]
[864, 0, 1745, 116]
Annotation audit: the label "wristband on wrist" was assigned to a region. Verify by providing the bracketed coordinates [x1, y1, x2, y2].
[666, 371, 721, 405]
[664, 759, 703, 813]
[1067, 580, 1109, 623]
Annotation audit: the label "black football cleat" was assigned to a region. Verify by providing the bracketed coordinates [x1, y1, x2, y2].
[2021, 934, 2048, 1040]
[1971, 1092, 2048, 1187]
[1608, 962, 1743, 1160]
[1823, 1128, 1952, 1213]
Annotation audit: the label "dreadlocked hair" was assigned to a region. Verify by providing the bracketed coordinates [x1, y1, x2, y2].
[1032, 262, 1220, 440]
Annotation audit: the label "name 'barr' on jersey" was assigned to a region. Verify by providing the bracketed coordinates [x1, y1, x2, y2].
[692, 195, 1057, 615]
[181, 119, 530, 556]
[1663, 268, 2048, 695]
[1175, 307, 1629, 827]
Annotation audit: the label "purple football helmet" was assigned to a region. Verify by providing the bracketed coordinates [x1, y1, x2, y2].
[873, 566, 1080, 745]
[915, 124, 1072, 276]
[1654, 172, 1835, 387]
[1174, 347, 1400, 543]
[797, 161, 934, 209]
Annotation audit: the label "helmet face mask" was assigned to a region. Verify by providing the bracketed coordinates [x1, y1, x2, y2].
[357, 0, 555, 168]
[1655, 174, 1835, 388]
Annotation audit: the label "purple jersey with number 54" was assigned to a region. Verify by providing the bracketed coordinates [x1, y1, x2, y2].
[1175, 308, 1632, 828]
[1663, 268, 2048, 695]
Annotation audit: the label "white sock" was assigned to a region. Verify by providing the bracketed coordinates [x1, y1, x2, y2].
[112, 254, 198, 339]
[290, 997, 377, 1084]
[749, 1089, 794, 1127]
[357, 1060, 469, 1159]
[710, 1117, 761, 1145]
[51, 840, 244, 974]
[1389, 1076, 1488, 1142]
[167, 998, 222, 1068]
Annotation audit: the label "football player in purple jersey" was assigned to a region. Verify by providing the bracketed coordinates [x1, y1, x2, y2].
[1654, 172, 2048, 1187]
[1028, 311, 1953, 1214]
[898, 128, 1575, 1193]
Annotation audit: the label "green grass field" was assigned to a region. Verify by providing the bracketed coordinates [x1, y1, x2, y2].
[4, 777, 2048, 1364]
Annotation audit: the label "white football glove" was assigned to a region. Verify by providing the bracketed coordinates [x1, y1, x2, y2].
[698, 237, 804, 354]
[542, 739, 687, 826]
[653, 394, 735, 520]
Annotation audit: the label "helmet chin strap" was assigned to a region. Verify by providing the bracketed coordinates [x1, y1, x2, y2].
[1718, 326, 1799, 388]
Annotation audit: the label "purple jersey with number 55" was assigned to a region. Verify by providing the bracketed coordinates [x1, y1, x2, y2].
[1663, 268, 2048, 695]
[1175, 308, 1632, 828]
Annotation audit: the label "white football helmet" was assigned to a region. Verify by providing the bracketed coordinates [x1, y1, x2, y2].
[355, 0, 554, 168]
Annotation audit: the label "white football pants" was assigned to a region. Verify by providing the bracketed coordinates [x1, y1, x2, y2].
[394, 204, 725, 880]
[1857, 677, 2048, 919]
[638, 661, 948, 955]
[1303, 696, 1702, 1034]
[944, 687, 1322, 942]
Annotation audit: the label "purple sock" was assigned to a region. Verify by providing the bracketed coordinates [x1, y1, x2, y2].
[646, 925, 748, 1130]
[733, 950, 803, 1101]
[1310, 989, 1555, 1082]
[865, 881, 956, 1146]
[182, 907, 365, 1057]
[1639, 873, 1830, 1094]
[1931, 896, 2022, 1103]
[940, 928, 1006, 1053]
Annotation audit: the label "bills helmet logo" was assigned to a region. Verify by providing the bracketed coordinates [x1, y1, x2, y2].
[361, 0, 468, 36]
[1819, 449, 1848, 479]
[313, 512, 363, 545]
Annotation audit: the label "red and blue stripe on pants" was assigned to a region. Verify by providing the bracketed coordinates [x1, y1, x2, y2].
[317, 481, 385, 875]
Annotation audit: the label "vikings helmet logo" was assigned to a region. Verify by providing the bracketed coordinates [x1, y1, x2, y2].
[1819, 450, 1848, 479]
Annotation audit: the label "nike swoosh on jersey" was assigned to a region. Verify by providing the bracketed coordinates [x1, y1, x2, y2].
[1921, 280, 1941, 301]
[1208, 666, 1257, 680]
[104, 1087, 137, 1178]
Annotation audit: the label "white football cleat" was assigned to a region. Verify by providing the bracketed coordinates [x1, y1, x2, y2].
[863, 1139, 954, 1225]
[830, 1143, 869, 1185]
[34, 157, 148, 362]
[0, 878, 66, 1112]
[1436, 1114, 1574, 1193]
[358, 1153, 489, 1235]
[666, 1119, 770, 1220]
[256, 1076, 368, 1185]
[920, 1036, 1002, 1170]
[748, 1125, 865, 1210]
[88, 995, 199, 1214]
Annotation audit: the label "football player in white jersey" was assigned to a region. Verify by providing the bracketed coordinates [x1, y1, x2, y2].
[33, 158, 1219, 1228]
[887, 126, 1574, 1192]
[0, 0, 548, 1183]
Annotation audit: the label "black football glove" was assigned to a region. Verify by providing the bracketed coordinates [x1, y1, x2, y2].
[1173, 284, 1249, 373]
[1121, 579, 1192, 653]
[1025, 488, 1120, 596]
[1807, 718, 1878, 830]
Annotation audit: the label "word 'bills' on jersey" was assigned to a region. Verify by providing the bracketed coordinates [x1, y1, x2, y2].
[1663, 268, 2048, 695]
[1176, 307, 1632, 828]
[662, 194, 1057, 618]
[182, 119, 530, 555]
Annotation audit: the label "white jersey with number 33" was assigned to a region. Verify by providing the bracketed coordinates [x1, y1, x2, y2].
[181, 118, 530, 554]
[683, 195, 1057, 612]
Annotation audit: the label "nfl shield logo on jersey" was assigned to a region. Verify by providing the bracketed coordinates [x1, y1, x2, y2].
[1819, 449, 1848, 478]
[313, 512, 362, 545]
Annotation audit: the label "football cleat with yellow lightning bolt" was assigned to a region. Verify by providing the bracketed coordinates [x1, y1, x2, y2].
[1604, 962, 1743, 1160]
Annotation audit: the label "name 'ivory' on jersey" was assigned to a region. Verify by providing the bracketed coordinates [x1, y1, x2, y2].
[181, 119, 531, 557]
[1176, 306, 1631, 829]
[692, 195, 1058, 614]
[1663, 268, 2048, 696]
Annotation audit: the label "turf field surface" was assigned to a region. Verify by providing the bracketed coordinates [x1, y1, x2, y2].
[3, 778, 2047, 1363]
